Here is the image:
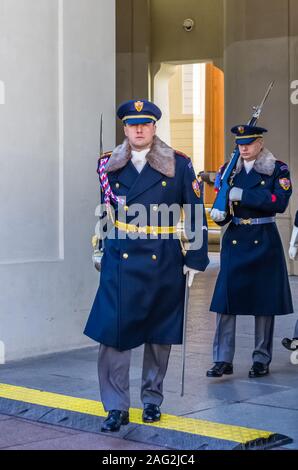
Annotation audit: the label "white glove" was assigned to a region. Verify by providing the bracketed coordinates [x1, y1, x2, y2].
[183, 265, 199, 287]
[289, 226, 298, 260]
[289, 246, 298, 260]
[210, 208, 226, 222]
[229, 187, 243, 202]
[92, 249, 104, 272]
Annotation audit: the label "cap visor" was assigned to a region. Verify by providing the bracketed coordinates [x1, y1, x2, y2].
[236, 137, 259, 145]
[124, 117, 155, 125]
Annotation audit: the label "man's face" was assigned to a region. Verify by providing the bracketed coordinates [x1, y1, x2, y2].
[238, 138, 263, 161]
[124, 122, 156, 150]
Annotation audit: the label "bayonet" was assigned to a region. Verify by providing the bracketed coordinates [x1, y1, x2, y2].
[99, 113, 103, 157]
[92, 113, 105, 271]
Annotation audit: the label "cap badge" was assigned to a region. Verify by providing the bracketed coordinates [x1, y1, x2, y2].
[238, 126, 245, 134]
[134, 101, 144, 112]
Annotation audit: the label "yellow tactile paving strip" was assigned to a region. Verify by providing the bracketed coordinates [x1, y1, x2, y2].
[0, 383, 273, 444]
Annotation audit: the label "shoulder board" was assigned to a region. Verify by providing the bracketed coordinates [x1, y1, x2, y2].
[97, 151, 112, 174]
[99, 151, 112, 160]
[175, 149, 190, 160]
[276, 160, 289, 172]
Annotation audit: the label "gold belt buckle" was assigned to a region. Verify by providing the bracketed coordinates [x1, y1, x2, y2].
[240, 218, 252, 225]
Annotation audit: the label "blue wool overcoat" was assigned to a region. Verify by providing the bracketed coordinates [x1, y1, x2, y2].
[84, 136, 209, 350]
[210, 148, 293, 316]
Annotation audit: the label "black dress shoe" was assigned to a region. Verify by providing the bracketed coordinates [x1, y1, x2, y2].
[101, 410, 129, 432]
[282, 337, 298, 351]
[142, 404, 161, 423]
[248, 362, 269, 378]
[206, 362, 233, 377]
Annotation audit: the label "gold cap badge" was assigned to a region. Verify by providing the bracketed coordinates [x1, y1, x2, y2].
[238, 126, 245, 134]
[134, 101, 144, 112]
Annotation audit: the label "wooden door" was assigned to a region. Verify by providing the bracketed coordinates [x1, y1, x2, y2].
[204, 63, 224, 205]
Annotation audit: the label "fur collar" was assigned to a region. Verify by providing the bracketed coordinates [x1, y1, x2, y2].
[105, 135, 176, 177]
[235, 148, 276, 176]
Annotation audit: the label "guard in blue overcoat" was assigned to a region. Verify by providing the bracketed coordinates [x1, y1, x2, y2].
[84, 99, 209, 432]
[207, 125, 293, 379]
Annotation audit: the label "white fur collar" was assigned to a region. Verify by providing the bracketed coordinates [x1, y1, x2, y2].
[104, 135, 176, 177]
[235, 148, 276, 176]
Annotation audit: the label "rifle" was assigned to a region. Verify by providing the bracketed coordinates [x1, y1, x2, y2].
[212, 81, 274, 214]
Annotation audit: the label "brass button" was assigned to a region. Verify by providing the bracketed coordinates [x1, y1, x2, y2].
[152, 254, 157, 260]
[232, 240, 237, 245]
[115, 183, 120, 189]
[124, 205, 129, 212]
[123, 253, 129, 259]
[162, 181, 167, 187]
[234, 201, 238, 206]
[261, 181, 265, 186]
[153, 205, 158, 211]
[254, 240, 259, 244]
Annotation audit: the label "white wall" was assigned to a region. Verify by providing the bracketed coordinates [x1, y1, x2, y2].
[0, 0, 115, 360]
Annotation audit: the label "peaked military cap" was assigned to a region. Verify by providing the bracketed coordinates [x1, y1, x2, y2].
[231, 124, 268, 145]
[117, 99, 162, 125]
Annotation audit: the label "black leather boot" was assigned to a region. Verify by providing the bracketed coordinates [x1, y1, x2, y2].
[101, 410, 129, 432]
[206, 362, 233, 377]
[248, 362, 269, 378]
[282, 337, 298, 351]
[142, 404, 161, 423]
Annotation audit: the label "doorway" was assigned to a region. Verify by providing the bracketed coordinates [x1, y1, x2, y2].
[154, 61, 224, 250]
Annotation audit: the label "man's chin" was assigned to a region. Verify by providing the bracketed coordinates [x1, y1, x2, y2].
[132, 141, 150, 149]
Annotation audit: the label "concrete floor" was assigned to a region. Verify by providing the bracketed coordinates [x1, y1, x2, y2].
[0, 253, 298, 450]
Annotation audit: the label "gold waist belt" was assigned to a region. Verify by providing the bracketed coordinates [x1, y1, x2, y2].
[115, 220, 177, 235]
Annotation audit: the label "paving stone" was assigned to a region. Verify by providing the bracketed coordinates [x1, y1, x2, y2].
[0, 418, 75, 449]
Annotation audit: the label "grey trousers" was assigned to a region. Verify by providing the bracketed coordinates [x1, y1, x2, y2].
[213, 314, 275, 365]
[98, 343, 171, 412]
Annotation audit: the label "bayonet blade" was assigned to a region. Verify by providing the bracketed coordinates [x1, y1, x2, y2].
[252, 81, 275, 119]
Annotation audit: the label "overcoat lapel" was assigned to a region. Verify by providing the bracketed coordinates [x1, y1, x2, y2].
[126, 163, 164, 204]
[234, 167, 262, 189]
[115, 160, 139, 189]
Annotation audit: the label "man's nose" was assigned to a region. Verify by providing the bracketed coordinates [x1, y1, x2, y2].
[135, 125, 143, 132]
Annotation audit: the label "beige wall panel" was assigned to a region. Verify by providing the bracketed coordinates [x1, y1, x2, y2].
[150, 0, 223, 63]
